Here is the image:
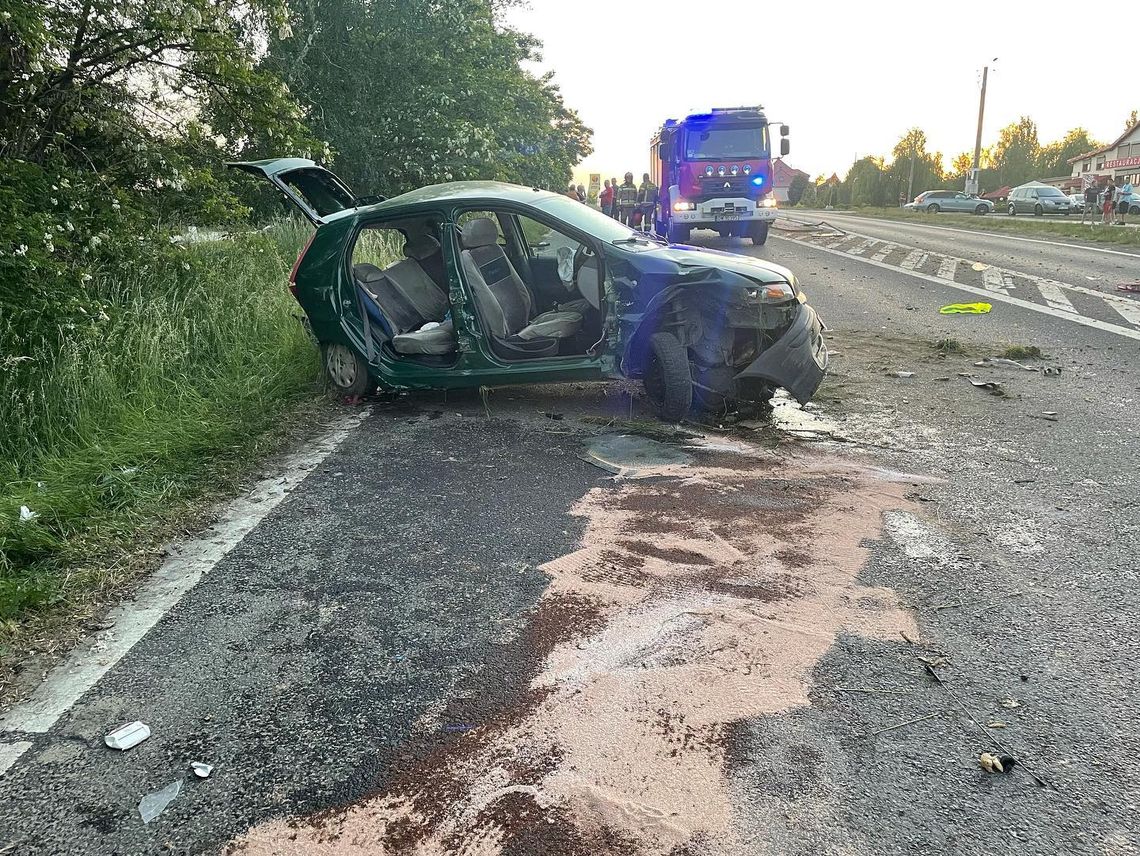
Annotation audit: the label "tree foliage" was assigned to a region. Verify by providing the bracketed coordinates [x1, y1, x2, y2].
[991, 116, 1040, 187]
[253, 0, 593, 197]
[787, 173, 809, 206]
[1036, 128, 1100, 177]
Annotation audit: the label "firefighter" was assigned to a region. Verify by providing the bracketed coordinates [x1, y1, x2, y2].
[616, 172, 639, 226]
[638, 173, 659, 233]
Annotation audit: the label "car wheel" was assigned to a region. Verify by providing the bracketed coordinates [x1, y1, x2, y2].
[1131, 205, 1140, 215]
[749, 222, 770, 245]
[975, 204, 988, 215]
[643, 332, 692, 422]
[321, 342, 372, 397]
[1008, 204, 1016, 216]
[1034, 204, 1043, 216]
[927, 203, 940, 213]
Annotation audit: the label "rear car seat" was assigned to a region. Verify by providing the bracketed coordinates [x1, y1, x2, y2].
[353, 234, 457, 356]
[458, 218, 583, 343]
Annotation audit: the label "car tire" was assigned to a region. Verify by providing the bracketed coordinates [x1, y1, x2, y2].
[321, 342, 372, 397]
[975, 204, 988, 215]
[643, 332, 692, 422]
[1008, 204, 1016, 216]
[1034, 204, 1043, 216]
[1130, 205, 1140, 215]
[750, 222, 770, 245]
[927, 203, 940, 213]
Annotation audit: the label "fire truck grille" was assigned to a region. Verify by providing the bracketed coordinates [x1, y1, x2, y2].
[699, 175, 753, 194]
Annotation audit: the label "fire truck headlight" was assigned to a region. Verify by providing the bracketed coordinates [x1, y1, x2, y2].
[730, 165, 739, 176]
[742, 164, 752, 175]
[751, 175, 765, 186]
[762, 197, 778, 208]
[717, 165, 726, 176]
[705, 165, 714, 177]
[673, 200, 696, 211]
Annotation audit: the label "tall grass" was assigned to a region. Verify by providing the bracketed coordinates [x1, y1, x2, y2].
[0, 221, 321, 623]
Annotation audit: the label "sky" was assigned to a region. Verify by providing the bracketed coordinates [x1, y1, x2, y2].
[505, 0, 1140, 184]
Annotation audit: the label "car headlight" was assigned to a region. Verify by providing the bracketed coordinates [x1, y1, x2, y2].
[717, 165, 726, 176]
[745, 282, 794, 302]
[742, 164, 752, 174]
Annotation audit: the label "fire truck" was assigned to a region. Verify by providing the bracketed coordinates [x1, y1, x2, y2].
[650, 106, 789, 245]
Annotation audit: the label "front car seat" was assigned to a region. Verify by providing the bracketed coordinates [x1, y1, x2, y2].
[458, 218, 582, 342]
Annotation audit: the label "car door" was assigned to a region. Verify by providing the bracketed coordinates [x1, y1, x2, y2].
[951, 192, 972, 212]
[227, 158, 380, 226]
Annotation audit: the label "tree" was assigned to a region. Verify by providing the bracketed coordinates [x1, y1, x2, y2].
[253, 0, 593, 197]
[787, 173, 809, 206]
[991, 117, 1040, 187]
[885, 128, 945, 201]
[949, 152, 974, 180]
[1036, 128, 1100, 177]
[1127, 109, 1139, 130]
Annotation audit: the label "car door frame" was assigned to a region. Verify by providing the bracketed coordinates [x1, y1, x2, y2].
[446, 199, 611, 375]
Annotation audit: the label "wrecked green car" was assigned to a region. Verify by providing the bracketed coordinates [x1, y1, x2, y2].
[231, 158, 828, 420]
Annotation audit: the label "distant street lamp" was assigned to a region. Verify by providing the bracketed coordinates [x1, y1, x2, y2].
[966, 58, 998, 195]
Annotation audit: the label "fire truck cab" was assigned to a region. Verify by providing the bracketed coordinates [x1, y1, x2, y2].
[651, 106, 789, 245]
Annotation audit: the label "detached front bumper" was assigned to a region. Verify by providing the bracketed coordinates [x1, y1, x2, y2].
[734, 304, 828, 403]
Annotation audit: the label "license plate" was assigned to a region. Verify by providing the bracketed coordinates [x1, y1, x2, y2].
[714, 213, 742, 221]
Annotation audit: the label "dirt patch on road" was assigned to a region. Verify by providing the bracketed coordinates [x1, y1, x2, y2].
[230, 442, 920, 855]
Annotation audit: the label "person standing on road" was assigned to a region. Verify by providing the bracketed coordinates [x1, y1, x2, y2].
[1102, 182, 1116, 225]
[616, 172, 639, 227]
[600, 179, 614, 217]
[1118, 182, 1133, 226]
[1082, 181, 1099, 224]
[638, 173, 659, 233]
[609, 177, 620, 218]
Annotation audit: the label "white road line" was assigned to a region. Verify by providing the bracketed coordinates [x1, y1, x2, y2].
[870, 244, 895, 262]
[0, 410, 369, 773]
[981, 266, 1010, 295]
[848, 238, 877, 257]
[771, 233, 1140, 342]
[1109, 299, 1140, 327]
[794, 213, 1140, 259]
[1035, 280, 1078, 313]
[900, 250, 927, 270]
[936, 257, 958, 280]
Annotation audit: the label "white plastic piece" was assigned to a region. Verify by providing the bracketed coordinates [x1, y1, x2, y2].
[104, 721, 151, 751]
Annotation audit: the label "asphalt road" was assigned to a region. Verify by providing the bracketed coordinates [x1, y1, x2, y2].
[1, 220, 1138, 854]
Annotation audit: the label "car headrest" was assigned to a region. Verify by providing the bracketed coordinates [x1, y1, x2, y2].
[353, 262, 384, 283]
[403, 234, 440, 261]
[460, 218, 498, 249]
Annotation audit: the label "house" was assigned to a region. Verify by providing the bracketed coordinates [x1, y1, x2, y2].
[1068, 122, 1140, 189]
[981, 185, 1011, 202]
[770, 158, 809, 203]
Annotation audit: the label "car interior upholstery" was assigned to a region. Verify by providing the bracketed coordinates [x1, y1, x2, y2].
[458, 217, 584, 358]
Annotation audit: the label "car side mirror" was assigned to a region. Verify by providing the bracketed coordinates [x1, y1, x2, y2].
[780, 138, 790, 157]
[780, 124, 790, 137]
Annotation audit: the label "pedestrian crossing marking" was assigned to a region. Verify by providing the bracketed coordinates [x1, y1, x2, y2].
[900, 250, 927, 270]
[936, 258, 958, 280]
[981, 266, 1010, 295]
[1034, 280, 1077, 314]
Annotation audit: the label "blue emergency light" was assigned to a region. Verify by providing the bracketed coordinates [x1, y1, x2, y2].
[751, 176, 765, 186]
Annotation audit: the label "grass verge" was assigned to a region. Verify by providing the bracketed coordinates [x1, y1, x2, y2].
[795, 206, 1140, 248]
[0, 221, 323, 656]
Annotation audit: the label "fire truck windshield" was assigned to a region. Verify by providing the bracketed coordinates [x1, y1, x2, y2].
[684, 126, 769, 160]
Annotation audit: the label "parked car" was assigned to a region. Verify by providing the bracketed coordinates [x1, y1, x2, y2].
[1068, 193, 1087, 210]
[1007, 184, 1072, 216]
[904, 190, 993, 214]
[229, 158, 828, 420]
[1119, 186, 1140, 215]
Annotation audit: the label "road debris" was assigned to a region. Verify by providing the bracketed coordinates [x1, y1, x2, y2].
[104, 721, 151, 751]
[999, 697, 1022, 709]
[970, 262, 989, 272]
[969, 380, 1005, 396]
[138, 780, 182, 824]
[869, 711, 942, 737]
[922, 662, 1048, 787]
[1030, 413, 1059, 423]
[1042, 366, 1062, 376]
[974, 358, 1038, 372]
[18, 505, 38, 522]
[979, 751, 1016, 774]
[939, 302, 992, 315]
[886, 370, 916, 378]
[190, 762, 214, 779]
[1117, 282, 1140, 293]
[987, 721, 1008, 729]
[579, 433, 692, 478]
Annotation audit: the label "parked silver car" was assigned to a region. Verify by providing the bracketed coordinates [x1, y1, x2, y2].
[905, 190, 993, 214]
[1007, 184, 1072, 216]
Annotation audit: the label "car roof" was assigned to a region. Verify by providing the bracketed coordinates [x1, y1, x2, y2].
[359, 180, 561, 215]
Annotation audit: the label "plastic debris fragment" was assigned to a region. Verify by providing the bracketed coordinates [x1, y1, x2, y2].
[139, 780, 182, 823]
[104, 721, 151, 751]
[939, 302, 992, 315]
[190, 762, 214, 779]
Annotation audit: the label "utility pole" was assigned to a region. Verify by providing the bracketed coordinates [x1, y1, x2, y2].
[907, 144, 916, 203]
[967, 58, 997, 195]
